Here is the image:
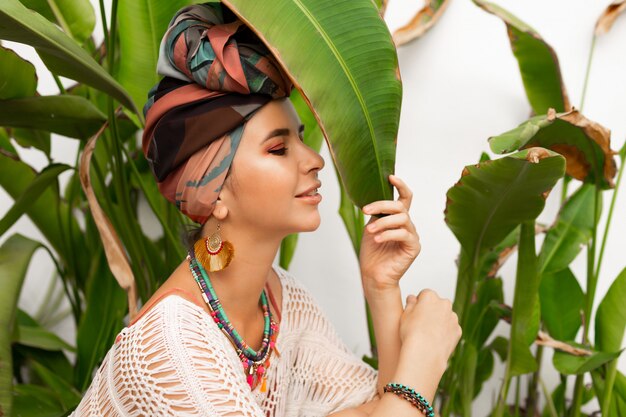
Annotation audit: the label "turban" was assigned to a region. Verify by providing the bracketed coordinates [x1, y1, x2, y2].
[142, 2, 293, 224]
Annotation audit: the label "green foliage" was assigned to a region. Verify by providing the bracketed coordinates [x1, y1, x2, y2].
[0, 46, 37, 99]
[0, 234, 42, 416]
[0, 96, 106, 138]
[19, 0, 96, 44]
[539, 268, 584, 341]
[553, 346, 622, 375]
[439, 2, 625, 415]
[540, 184, 598, 274]
[116, 0, 196, 110]
[489, 109, 616, 189]
[0, 163, 72, 236]
[0, 0, 137, 114]
[596, 268, 626, 353]
[472, 0, 570, 114]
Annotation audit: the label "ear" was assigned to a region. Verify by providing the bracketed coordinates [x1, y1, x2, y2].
[212, 199, 229, 221]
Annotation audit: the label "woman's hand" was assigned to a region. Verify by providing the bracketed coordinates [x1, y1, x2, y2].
[359, 175, 421, 293]
[401, 290, 462, 364]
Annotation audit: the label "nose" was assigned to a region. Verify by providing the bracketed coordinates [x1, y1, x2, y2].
[301, 141, 325, 175]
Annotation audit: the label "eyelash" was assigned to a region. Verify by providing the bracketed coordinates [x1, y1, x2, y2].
[268, 135, 303, 155]
[269, 147, 288, 155]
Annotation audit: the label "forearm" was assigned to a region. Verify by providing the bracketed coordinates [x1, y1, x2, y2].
[329, 340, 445, 417]
[363, 283, 403, 397]
[368, 339, 445, 417]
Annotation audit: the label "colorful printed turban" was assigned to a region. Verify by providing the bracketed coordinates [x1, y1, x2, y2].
[142, 2, 293, 224]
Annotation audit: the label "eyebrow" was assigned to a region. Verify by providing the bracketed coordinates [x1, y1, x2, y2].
[262, 124, 305, 143]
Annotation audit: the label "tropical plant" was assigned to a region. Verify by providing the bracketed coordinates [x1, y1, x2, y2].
[435, 1, 626, 416]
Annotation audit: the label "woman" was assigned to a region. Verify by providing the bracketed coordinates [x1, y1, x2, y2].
[71, 3, 461, 416]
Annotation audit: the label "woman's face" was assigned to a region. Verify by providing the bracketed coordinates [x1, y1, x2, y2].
[218, 98, 325, 237]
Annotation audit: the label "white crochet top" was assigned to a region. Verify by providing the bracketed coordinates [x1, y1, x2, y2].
[72, 265, 378, 416]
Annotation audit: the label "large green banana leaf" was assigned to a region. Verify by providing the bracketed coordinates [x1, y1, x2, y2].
[508, 222, 540, 378]
[594, 267, 626, 414]
[445, 148, 565, 266]
[539, 268, 584, 342]
[0, 234, 42, 416]
[489, 109, 616, 189]
[553, 346, 622, 375]
[222, 0, 401, 207]
[595, 267, 626, 353]
[0, 96, 106, 138]
[0, 0, 138, 115]
[0, 155, 85, 266]
[10, 128, 51, 156]
[0, 163, 72, 237]
[19, 0, 95, 44]
[446, 148, 565, 321]
[117, 0, 195, 112]
[473, 0, 570, 114]
[0, 45, 37, 99]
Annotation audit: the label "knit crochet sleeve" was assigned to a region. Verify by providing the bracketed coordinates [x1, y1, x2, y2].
[280, 271, 379, 416]
[71, 295, 265, 416]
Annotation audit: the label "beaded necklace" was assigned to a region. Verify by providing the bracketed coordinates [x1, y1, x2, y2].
[188, 247, 279, 392]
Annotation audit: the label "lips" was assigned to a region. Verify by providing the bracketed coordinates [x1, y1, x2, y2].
[296, 181, 322, 197]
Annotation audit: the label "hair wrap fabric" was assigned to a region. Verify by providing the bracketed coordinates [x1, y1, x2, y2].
[141, 2, 293, 224]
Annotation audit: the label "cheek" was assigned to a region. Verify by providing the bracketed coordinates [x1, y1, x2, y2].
[234, 156, 296, 209]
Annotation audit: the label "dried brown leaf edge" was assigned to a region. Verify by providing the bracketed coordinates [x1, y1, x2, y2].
[79, 117, 138, 319]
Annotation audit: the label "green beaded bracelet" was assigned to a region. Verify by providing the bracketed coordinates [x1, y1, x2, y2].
[383, 382, 435, 417]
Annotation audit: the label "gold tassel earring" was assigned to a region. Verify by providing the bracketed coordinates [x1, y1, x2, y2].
[194, 223, 234, 272]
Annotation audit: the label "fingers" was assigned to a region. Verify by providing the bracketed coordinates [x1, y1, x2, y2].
[366, 212, 415, 234]
[372, 228, 417, 245]
[389, 174, 413, 209]
[363, 200, 405, 216]
[362, 175, 413, 216]
[406, 294, 417, 307]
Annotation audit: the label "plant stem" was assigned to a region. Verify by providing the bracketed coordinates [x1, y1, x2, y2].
[514, 376, 520, 417]
[601, 360, 618, 414]
[527, 343, 544, 416]
[571, 185, 601, 417]
[495, 374, 512, 417]
[570, 376, 584, 417]
[561, 175, 571, 204]
[541, 378, 559, 417]
[52, 74, 66, 95]
[583, 187, 601, 344]
[441, 256, 478, 416]
[594, 151, 625, 281]
[579, 35, 597, 113]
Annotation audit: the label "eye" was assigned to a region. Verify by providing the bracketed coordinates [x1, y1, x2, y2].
[268, 147, 288, 155]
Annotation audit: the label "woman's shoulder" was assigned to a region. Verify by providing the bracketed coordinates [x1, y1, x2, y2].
[116, 291, 220, 351]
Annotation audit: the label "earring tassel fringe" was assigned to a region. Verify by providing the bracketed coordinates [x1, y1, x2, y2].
[194, 240, 234, 272]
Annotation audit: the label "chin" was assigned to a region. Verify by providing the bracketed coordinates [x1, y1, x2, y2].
[291, 213, 321, 233]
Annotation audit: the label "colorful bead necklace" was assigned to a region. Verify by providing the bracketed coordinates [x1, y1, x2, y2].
[188, 247, 279, 392]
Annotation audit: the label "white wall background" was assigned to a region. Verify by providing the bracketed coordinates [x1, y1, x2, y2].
[1, 0, 625, 414]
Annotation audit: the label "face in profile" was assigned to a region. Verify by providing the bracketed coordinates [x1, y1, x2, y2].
[217, 98, 325, 237]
